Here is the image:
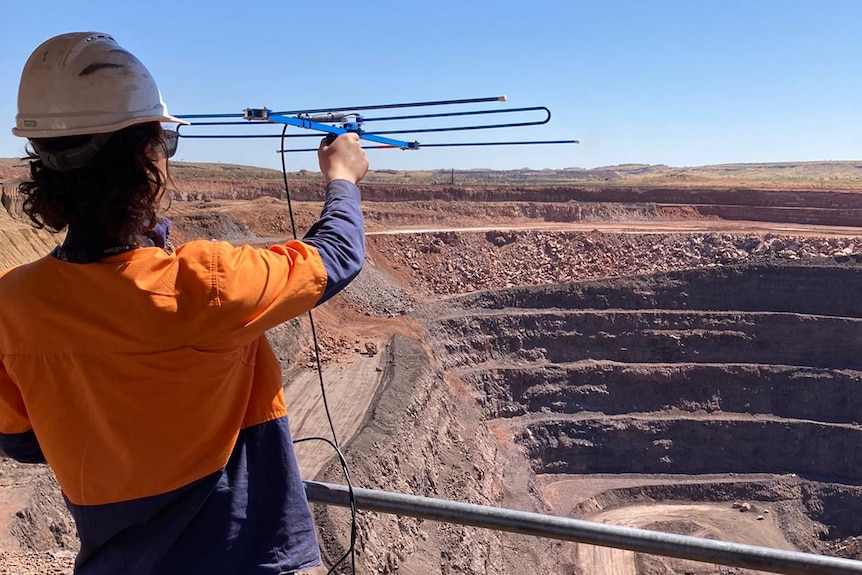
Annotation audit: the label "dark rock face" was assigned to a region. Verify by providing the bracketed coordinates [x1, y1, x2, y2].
[427, 261, 862, 554]
[471, 363, 862, 423]
[519, 417, 862, 479]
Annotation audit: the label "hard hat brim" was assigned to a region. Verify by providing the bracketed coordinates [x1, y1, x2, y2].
[12, 113, 190, 139]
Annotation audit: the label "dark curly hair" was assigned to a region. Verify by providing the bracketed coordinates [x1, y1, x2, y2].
[18, 122, 170, 243]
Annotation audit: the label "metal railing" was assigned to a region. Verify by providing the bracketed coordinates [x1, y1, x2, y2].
[304, 481, 862, 575]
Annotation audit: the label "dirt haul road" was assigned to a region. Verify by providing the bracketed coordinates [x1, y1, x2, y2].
[366, 220, 862, 237]
[288, 353, 387, 479]
[577, 503, 796, 575]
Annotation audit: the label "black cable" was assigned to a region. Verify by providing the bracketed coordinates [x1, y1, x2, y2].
[279, 125, 358, 574]
[294, 436, 358, 575]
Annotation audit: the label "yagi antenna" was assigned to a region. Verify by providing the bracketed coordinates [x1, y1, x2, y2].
[175, 95, 579, 153]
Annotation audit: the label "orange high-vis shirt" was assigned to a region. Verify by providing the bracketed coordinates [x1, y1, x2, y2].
[0, 238, 326, 504]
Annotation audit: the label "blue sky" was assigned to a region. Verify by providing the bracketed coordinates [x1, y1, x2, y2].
[1, 1, 860, 172]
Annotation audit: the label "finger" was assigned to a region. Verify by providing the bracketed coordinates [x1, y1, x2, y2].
[320, 134, 337, 150]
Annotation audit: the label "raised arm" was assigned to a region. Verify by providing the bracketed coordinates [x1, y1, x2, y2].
[302, 133, 369, 305]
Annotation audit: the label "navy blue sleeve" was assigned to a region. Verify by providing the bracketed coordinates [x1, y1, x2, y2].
[0, 429, 46, 464]
[301, 179, 365, 305]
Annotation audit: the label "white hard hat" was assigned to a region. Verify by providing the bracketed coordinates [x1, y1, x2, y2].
[12, 32, 188, 138]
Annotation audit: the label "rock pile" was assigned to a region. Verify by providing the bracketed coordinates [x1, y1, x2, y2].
[371, 231, 862, 296]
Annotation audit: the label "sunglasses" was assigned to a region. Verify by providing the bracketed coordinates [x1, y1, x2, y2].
[163, 129, 179, 159]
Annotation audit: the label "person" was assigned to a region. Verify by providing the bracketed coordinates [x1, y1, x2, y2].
[0, 32, 368, 575]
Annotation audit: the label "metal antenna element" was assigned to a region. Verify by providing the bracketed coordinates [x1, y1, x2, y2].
[175, 95, 579, 152]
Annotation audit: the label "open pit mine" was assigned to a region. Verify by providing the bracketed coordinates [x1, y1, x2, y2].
[2, 161, 862, 574]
